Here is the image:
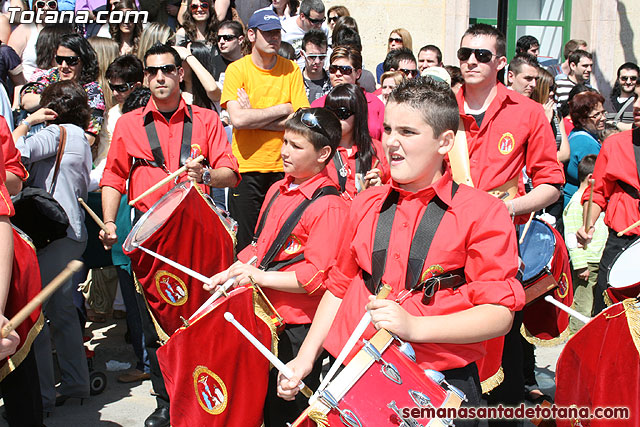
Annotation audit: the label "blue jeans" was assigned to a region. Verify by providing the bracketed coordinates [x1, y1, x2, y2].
[116, 266, 149, 373]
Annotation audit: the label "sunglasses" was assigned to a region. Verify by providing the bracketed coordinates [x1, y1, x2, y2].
[304, 53, 326, 62]
[108, 81, 135, 93]
[388, 37, 403, 44]
[304, 13, 325, 25]
[399, 68, 419, 78]
[35, 0, 57, 8]
[190, 2, 209, 11]
[457, 47, 497, 63]
[55, 55, 80, 66]
[217, 34, 237, 42]
[328, 107, 354, 120]
[328, 16, 339, 23]
[620, 76, 638, 82]
[144, 64, 178, 76]
[300, 111, 330, 140]
[329, 64, 354, 75]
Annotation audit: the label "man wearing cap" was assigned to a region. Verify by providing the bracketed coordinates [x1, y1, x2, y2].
[221, 9, 310, 251]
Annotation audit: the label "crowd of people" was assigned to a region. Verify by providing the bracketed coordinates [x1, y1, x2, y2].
[0, 0, 639, 426]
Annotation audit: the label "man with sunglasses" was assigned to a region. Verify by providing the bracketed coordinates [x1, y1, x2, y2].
[607, 62, 639, 131]
[281, 0, 328, 70]
[221, 9, 309, 251]
[100, 44, 239, 427]
[300, 28, 331, 103]
[455, 24, 564, 425]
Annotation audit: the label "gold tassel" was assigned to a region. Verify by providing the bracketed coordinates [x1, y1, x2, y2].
[481, 366, 504, 394]
[624, 298, 640, 357]
[520, 323, 570, 347]
[603, 289, 614, 307]
[308, 409, 330, 427]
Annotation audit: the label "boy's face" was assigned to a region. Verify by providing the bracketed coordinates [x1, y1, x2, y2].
[382, 102, 453, 192]
[281, 130, 331, 184]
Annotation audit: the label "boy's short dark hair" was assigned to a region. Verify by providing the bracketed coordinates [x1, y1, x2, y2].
[516, 35, 539, 54]
[302, 28, 327, 51]
[578, 154, 597, 183]
[462, 23, 506, 58]
[278, 41, 296, 60]
[509, 53, 539, 75]
[143, 43, 182, 67]
[122, 87, 151, 113]
[106, 54, 144, 84]
[285, 108, 341, 164]
[388, 76, 459, 138]
[383, 48, 416, 73]
[419, 44, 442, 64]
[332, 27, 361, 52]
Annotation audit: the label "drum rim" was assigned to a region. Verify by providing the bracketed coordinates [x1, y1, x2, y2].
[607, 236, 640, 289]
[519, 219, 556, 283]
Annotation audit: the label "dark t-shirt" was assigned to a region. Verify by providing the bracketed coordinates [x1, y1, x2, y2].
[470, 111, 486, 128]
[610, 96, 636, 124]
[0, 44, 21, 84]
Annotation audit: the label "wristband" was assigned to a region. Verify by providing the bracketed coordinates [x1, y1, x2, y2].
[104, 220, 116, 226]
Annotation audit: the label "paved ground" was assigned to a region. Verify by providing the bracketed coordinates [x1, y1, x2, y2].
[0, 317, 565, 427]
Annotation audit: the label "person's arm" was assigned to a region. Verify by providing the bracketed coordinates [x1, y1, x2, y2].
[556, 116, 570, 163]
[99, 186, 121, 250]
[176, 1, 187, 25]
[7, 24, 27, 57]
[0, 15, 11, 44]
[12, 107, 57, 142]
[213, 0, 230, 21]
[507, 183, 561, 216]
[225, 99, 293, 130]
[0, 216, 19, 359]
[20, 92, 41, 111]
[5, 172, 22, 195]
[175, 46, 221, 102]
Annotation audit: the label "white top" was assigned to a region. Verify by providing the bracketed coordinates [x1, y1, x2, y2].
[22, 24, 40, 81]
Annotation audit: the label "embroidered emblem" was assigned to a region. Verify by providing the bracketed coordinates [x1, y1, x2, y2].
[283, 234, 302, 255]
[420, 265, 445, 283]
[498, 132, 515, 155]
[190, 144, 202, 158]
[155, 270, 188, 306]
[193, 366, 227, 415]
[556, 272, 569, 299]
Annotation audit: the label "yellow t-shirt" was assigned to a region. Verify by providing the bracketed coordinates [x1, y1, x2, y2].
[221, 55, 310, 173]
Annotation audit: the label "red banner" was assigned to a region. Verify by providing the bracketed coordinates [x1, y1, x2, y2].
[124, 184, 235, 337]
[157, 287, 276, 427]
[0, 228, 43, 381]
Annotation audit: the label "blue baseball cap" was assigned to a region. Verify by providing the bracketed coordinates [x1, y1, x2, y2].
[248, 9, 283, 31]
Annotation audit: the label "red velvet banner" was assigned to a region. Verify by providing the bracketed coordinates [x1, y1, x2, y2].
[0, 228, 43, 381]
[556, 299, 640, 426]
[124, 184, 235, 336]
[157, 287, 276, 427]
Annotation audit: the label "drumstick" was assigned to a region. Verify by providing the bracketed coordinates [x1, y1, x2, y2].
[314, 284, 392, 397]
[617, 218, 640, 237]
[189, 255, 258, 321]
[584, 179, 595, 231]
[544, 295, 590, 324]
[135, 244, 212, 285]
[128, 155, 204, 206]
[519, 212, 535, 244]
[360, 159, 381, 191]
[224, 312, 313, 398]
[77, 197, 109, 234]
[1, 260, 84, 338]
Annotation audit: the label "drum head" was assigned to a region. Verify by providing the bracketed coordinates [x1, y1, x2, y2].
[608, 238, 640, 288]
[518, 219, 556, 283]
[123, 183, 191, 252]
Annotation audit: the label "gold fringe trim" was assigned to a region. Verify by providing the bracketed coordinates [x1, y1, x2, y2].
[520, 323, 571, 347]
[308, 409, 330, 426]
[133, 273, 170, 344]
[252, 289, 280, 357]
[623, 298, 640, 357]
[604, 289, 614, 307]
[0, 312, 44, 382]
[481, 366, 504, 394]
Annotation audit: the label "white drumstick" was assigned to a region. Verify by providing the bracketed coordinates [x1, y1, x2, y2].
[190, 255, 258, 321]
[224, 312, 313, 398]
[544, 295, 590, 324]
[135, 244, 212, 285]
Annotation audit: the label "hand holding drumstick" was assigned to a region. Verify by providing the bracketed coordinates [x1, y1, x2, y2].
[357, 159, 382, 191]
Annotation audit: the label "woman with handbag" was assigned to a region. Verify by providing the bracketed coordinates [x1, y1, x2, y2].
[13, 80, 92, 413]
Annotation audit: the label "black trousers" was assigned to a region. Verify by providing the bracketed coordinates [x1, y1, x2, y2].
[0, 348, 43, 426]
[443, 363, 486, 427]
[593, 229, 639, 314]
[263, 323, 324, 427]
[228, 172, 284, 252]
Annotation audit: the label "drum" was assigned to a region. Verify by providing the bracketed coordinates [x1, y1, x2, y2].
[606, 237, 640, 305]
[124, 182, 236, 338]
[156, 286, 279, 427]
[292, 329, 466, 427]
[518, 219, 573, 344]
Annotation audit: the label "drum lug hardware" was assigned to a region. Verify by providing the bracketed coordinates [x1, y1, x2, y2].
[423, 369, 467, 402]
[319, 390, 362, 427]
[409, 389, 432, 408]
[363, 340, 403, 384]
[180, 316, 190, 327]
[387, 400, 423, 427]
[392, 333, 417, 362]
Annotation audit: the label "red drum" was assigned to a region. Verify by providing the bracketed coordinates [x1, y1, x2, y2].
[606, 237, 640, 305]
[157, 286, 279, 427]
[123, 182, 236, 338]
[518, 219, 573, 343]
[292, 330, 465, 427]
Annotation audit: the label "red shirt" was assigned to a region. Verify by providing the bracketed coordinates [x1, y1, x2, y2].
[324, 172, 525, 371]
[0, 144, 13, 216]
[455, 84, 564, 220]
[1, 116, 27, 181]
[325, 139, 390, 201]
[311, 90, 385, 141]
[101, 99, 240, 212]
[237, 169, 348, 324]
[582, 130, 640, 235]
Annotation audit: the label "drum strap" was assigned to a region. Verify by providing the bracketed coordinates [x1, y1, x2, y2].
[332, 151, 363, 193]
[363, 183, 461, 295]
[142, 104, 194, 169]
[259, 186, 340, 271]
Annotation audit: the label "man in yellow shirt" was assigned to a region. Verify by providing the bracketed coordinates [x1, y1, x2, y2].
[221, 9, 310, 250]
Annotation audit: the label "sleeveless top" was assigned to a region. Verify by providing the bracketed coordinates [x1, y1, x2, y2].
[22, 24, 40, 81]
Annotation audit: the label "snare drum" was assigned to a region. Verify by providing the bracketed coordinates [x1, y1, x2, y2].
[124, 182, 236, 337]
[292, 329, 466, 427]
[606, 237, 640, 304]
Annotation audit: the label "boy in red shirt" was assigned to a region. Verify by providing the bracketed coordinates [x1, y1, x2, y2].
[278, 77, 525, 425]
[206, 107, 348, 426]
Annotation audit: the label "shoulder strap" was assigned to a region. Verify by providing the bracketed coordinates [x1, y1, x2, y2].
[332, 152, 348, 193]
[48, 124, 67, 194]
[253, 190, 281, 244]
[259, 185, 340, 270]
[614, 96, 636, 122]
[143, 105, 194, 169]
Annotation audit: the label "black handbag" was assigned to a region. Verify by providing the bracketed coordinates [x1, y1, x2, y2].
[11, 125, 71, 250]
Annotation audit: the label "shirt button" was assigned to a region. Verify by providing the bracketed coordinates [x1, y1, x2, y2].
[394, 253, 400, 260]
[402, 222, 408, 228]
